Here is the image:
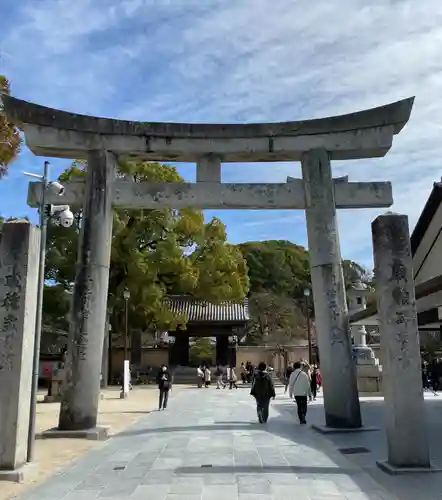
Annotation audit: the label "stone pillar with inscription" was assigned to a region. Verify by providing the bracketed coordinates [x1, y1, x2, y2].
[302, 148, 361, 429]
[57, 151, 115, 436]
[372, 213, 431, 472]
[0, 222, 40, 480]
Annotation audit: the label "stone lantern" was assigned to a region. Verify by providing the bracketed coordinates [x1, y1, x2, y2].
[347, 281, 382, 393]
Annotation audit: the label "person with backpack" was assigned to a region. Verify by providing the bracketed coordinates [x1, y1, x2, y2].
[156, 364, 172, 410]
[250, 362, 276, 423]
[289, 361, 311, 424]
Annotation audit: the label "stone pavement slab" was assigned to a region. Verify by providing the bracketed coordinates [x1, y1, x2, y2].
[306, 392, 442, 500]
[15, 387, 398, 500]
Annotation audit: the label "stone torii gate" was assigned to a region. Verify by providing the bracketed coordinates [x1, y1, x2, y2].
[3, 95, 414, 435]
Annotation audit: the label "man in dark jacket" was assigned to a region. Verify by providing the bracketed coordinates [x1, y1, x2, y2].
[250, 362, 276, 423]
[156, 364, 172, 410]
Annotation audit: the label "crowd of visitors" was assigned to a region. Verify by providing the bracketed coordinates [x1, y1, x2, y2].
[157, 358, 321, 423]
[248, 359, 320, 424]
[156, 354, 441, 423]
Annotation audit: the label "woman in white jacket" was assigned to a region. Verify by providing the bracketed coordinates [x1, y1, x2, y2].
[288, 361, 312, 424]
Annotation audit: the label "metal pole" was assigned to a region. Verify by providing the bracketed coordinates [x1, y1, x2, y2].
[27, 160, 49, 462]
[306, 296, 313, 365]
[125, 298, 129, 362]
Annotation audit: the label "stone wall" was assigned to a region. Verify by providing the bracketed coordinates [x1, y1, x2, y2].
[111, 348, 169, 375]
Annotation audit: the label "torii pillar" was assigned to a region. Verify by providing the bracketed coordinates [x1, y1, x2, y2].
[302, 149, 361, 429]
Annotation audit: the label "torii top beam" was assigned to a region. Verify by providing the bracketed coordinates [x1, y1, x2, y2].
[2, 95, 414, 162]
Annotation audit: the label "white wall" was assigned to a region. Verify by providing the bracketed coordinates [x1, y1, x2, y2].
[413, 203, 442, 286]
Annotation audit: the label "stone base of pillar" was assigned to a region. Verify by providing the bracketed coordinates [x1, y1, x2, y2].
[353, 345, 383, 393]
[40, 426, 109, 441]
[43, 395, 63, 403]
[377, 461, 442, 475]
[0, 463, 36, 483]
[312, 424, 380, 434]
[356, 370, 382, 394]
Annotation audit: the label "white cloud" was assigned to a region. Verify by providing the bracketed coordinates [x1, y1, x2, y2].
[1, 0, 442, 267]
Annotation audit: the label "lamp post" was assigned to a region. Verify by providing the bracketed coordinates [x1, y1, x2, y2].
[303, 287, 313, 365]
[120, 287, 130, 399]
[24, 162, 71, 462]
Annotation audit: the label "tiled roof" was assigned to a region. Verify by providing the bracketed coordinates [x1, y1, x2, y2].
[411, 182, 442, 255]
[164, 295, 249, 323]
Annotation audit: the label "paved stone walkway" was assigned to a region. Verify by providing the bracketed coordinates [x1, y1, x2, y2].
[18, 388, 397, 500]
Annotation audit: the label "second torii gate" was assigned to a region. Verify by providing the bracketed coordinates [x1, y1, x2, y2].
[3, 94, 414, 434]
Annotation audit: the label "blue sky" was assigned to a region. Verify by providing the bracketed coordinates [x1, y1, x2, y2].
[1, 0, 442, 269]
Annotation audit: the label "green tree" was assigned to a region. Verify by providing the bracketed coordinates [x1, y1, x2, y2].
[44, 159, 249, 335]
[42, 284, 71, 332]
[189, 337, 213, 366]
[244, 292, 306, 346]
[238, 240, 310, 297]
[342, 260, 372, 289]
[0, 76, 21, 177]
[238, 240, 370, 345]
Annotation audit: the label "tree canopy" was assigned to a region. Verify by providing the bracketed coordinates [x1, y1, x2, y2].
[238, 240, 371, 345]
[43, 159, 249, 335]
[238, 240, 310, 298]
[0, 76, 21, 178]
[189, 338, 213, 366]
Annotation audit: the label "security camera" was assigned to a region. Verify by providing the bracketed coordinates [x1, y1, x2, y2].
[48, 181, 65, 196]
[58, 207, 74, 228]
[49, 205, 74, 228]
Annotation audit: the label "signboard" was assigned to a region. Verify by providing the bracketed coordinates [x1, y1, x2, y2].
[123, 359, 130, 395]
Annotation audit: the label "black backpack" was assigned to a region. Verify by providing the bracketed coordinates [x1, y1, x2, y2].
[251, 373, 273, 399]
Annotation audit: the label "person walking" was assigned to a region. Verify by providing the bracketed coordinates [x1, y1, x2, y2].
[310, 365, 318, 401]
[228, 365, 239, 389]
[289, 361, 311, 424]
[197, 365, 204, 388]
[240, 362, 247, 384]
[156, 364, 172, 411]
[285, 362, 294, 393]
[250, 362, 276, 423]
[203, 365, 211, 387]
[216, 365, 226, 389]
[316, 366, 322, 392]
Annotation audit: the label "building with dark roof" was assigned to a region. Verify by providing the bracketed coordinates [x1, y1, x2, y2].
[165, 295, 250, 366]
[165, 295, 249, 325]
[351, 182, 442, 341]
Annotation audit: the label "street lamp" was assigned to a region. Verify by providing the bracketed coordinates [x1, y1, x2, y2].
[120, 287, 130, 399]
[303, 287, 313, 365]
[24, 162, 72, 463]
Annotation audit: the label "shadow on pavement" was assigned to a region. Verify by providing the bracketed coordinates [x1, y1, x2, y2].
[175, 464, 357, 475]
[115, 423, 261, 438]
[301, 395, 442, 500]
[114, 394, 390, 496]
[103, 410, 153, 415]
